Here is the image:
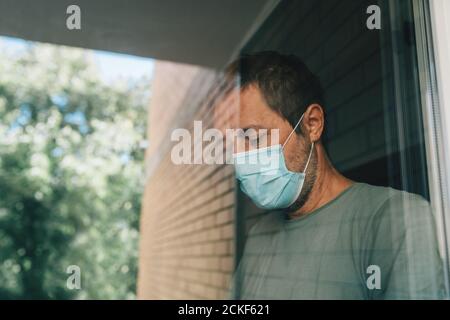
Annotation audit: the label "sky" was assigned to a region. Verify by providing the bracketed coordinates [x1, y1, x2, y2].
[0, 36, 154, 83]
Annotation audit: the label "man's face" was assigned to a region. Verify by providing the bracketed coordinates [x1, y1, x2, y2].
[235, 84, 318, 210]
[237, 84, 304, 171]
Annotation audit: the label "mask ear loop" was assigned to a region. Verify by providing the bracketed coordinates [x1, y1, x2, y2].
[282, 113, 305, 150]
[303, 141, 314, 173]
[280, 113, 314, 173]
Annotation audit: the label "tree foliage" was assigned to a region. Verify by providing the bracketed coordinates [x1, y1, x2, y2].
[0, 43, 149, 299]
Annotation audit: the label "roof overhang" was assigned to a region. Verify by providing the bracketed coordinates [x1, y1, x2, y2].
[0, 0, 277, 68]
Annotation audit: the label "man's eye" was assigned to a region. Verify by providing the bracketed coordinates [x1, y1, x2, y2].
[248, 137, 260, 147]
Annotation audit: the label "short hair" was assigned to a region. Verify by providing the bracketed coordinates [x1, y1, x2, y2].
[225, 51, 325, 136]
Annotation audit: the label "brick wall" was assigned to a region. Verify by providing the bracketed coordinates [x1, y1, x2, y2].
[137, 61, 236, 299]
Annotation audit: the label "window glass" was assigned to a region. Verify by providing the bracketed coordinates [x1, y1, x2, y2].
[232, 0, 448, 299]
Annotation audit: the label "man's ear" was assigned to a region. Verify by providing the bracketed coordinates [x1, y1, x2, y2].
[304, 104, 324, 142]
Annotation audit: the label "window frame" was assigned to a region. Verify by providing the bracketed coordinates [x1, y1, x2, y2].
[412, 0, 450, 296]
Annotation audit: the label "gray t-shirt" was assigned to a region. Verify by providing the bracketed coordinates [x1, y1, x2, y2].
[232, 183, 446, 299]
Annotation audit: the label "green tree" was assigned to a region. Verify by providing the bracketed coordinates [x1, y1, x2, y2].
[0, 43, 149, 299]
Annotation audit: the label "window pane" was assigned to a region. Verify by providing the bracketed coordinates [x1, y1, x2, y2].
[232, 0, 447, 299]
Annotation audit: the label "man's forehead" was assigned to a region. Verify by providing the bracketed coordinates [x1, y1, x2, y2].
[213, 83, 283, 131]
[238, 85, 283, 129]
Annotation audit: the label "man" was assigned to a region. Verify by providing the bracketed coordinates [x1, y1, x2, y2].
[225, 51, 445, 299]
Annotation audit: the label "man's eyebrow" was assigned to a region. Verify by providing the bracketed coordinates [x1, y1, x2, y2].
[241, 125, 267, 131]
[240, 127, 270, 140]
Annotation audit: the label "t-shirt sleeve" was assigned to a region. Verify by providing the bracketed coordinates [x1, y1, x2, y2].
[365, 191, 446, 299]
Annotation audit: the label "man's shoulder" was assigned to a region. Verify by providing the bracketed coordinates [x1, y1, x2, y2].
[353, 182, 430, 217]
[353, 183, 433, 230]
[246, 184, 432, 235]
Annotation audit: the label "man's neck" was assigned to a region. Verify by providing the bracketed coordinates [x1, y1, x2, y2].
[290, 147, 353, 218]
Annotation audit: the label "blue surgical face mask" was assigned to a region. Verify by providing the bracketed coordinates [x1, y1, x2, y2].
[233, 114, 314, 210]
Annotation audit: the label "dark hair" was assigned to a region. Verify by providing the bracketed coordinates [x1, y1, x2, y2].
[225, 51, 325, 135]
